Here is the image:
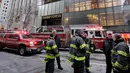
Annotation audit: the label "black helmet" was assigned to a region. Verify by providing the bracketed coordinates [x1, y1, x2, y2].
[114, 33, 121, 40]
[75, 29, 86, 38]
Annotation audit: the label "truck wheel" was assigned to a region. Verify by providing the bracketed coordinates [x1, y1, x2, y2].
[0, 43, 3, 51]
[19, 46, 26, 56]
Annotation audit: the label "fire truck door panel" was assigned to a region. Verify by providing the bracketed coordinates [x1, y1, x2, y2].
[6, 34, 14, 48]
[11, 34, 19, 49]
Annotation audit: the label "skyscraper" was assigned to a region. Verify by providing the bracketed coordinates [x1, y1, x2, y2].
[38, 0, 130, 32]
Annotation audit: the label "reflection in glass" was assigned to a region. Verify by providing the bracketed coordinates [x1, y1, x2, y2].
[99, 13, 107, 26]
[107, 12, 114, 26]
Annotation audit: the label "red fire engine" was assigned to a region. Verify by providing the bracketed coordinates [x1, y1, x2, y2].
[32, 24, 106, 50]
[69, 24, 105, 50]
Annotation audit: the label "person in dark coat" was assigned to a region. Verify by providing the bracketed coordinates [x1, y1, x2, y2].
[52, 30, 63, 70]
[112, 33, 129, 73]
[103, 33, 114, 73]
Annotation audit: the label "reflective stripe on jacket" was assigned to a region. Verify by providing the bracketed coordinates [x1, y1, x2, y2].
[45, 39, 59, 61]
[111, 39, 129, 70]
[68, 36, 89, 62]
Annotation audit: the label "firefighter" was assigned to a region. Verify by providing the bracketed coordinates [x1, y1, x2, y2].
[82, 33, 94, 73]
[68, 29, 90, 73]
[44, 34, 59, 73]
[52, 30, 63, 70]
[112, 33, 129, 73]
[103, 33, 114, 73]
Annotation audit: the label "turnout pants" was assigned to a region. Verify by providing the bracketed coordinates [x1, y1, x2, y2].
[73, 60, 85, 73]
[56, 48, 62, 68]
[105, 54, 112, 73]
[85, 55, 90, 72]
[45, 59, 55, 73]
[56, 56, 62, 68]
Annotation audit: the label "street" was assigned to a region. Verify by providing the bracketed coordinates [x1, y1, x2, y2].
[0, 49, 106, 73]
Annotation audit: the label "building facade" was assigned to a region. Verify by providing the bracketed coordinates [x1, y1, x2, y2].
[38, 0, 130, 31]
[0, 0, 12, 29]
[7, 0, 38, 32]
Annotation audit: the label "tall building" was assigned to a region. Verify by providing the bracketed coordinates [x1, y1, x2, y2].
[38, 0, 130, 32]
[0, 0, 12, 29]
[7, 0, 38, 32]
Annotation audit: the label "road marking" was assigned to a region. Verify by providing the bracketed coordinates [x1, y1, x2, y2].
[90, 62, 106, 66]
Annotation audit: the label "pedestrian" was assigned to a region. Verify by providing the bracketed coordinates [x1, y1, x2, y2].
[82, 33, 94, 73]
[52, 30, 63, 70]
[112, 33, 129, 73]
[68, 29, 90, 73]
[44, 34, 59, 73]
[103, 32, 114, 73]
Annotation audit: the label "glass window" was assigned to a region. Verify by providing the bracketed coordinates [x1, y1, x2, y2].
[13, 35, 19, 39]
[87, 14, 99, 24]
[48, 3, 51, 15]
[99, 13, 107, 26]
[74, 0, 80, 12]
[44, 5, 47, 15]
[107, 12, 114, 26]
[80, 2, 86, 11]
[55, 2, 60, 14]
[113, 0, 121, 6]
[51, 2, 56, 14]
[59, 1, 64, 13]
[91, 2, 98, 9]
[98, 0, 105, 8]
[84, 31, 88, 35]
[8, 34, 13, 39]
[22, 34, 34, 39]
[42, 5, 45, 16]
[43, 30, 52, 33]
[0, 33, 6, 38]
[95, 31, 102, 37]
[114, 12, 124, 25]
[105, 2, 112, 7]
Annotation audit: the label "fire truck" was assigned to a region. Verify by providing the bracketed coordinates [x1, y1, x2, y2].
[32, 24, 106, 50]
[69, 24, 105, 50]
[31, 25, 71, 48]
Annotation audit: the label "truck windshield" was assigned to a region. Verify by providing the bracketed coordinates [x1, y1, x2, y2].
[95, 31, 102, 37]
[22, 34, 34, 39]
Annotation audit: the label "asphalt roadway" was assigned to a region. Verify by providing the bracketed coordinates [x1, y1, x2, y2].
[0, 49, 106, 73]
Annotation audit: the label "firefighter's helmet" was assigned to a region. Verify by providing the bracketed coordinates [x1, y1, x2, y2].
[75, 29, 86, 38]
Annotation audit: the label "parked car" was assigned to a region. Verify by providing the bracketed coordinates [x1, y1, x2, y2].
[0, 30, 44, 56]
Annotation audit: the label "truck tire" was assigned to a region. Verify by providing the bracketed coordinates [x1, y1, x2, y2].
[19, 46, 27, 56]
[0, 43, 3, 51]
